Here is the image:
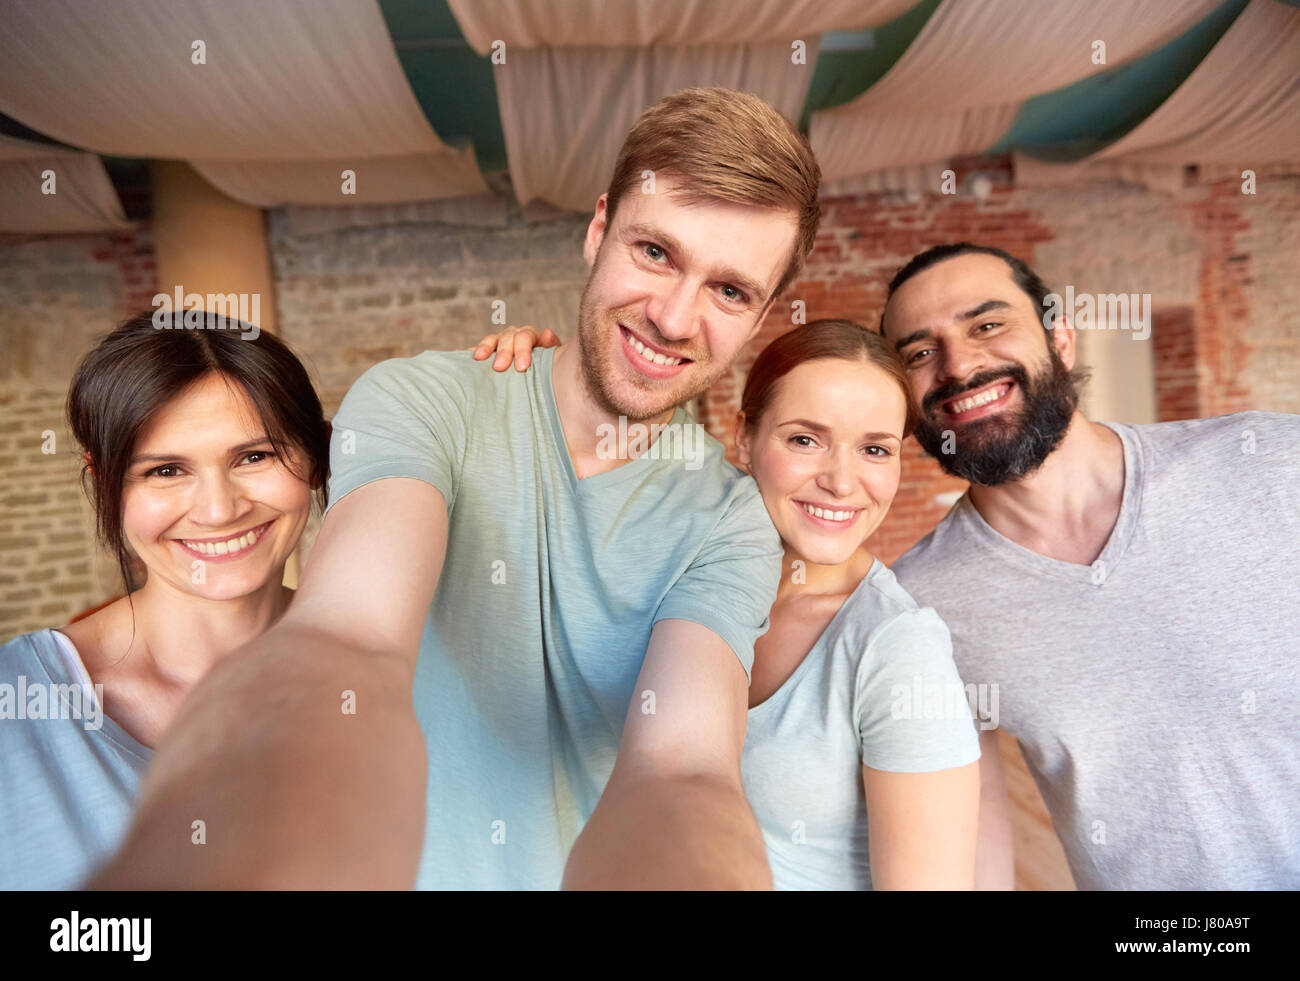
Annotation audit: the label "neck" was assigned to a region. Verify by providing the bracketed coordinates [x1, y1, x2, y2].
[967, 411, 1124, 551]
[551, 343, 676, 477]
[776, 543, 877, 603]
[119, 572, 291, 688]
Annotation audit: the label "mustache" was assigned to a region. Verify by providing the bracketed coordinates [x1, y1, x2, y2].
[922, 364, 1029, 415]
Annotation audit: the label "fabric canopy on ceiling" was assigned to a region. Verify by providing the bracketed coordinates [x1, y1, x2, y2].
[0, 134, 127, 233]
[444, 0, 914, 51]
[495, 41, 819, 211]
[1016, 0, 1300, 189]
[810, 0, 1222, 191]
[0, 0, 486, 206]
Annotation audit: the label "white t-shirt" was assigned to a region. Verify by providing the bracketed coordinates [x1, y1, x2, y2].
[741, 559, 982, 890]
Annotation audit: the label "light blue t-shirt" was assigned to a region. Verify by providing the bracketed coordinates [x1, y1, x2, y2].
[0, 629, 152, 889]
[741, 559, 982, 890]
[327, 347, 784, 889]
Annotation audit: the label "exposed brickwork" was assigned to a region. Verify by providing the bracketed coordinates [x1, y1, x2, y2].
[703, 172, 1300, 563]
[2, 172, 1298, 633]
[0, 226, 157, 638]
[1152, 307, 1200, 421]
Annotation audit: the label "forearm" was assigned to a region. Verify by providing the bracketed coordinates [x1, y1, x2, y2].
[974, 733, 1015, 890]
[562, 769, 772, 890]
[88, 621, 426, 889]
[973, 790, 1015, 889]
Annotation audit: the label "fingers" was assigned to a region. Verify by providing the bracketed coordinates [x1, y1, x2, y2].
[474, 325, 553, 371]
[472, 333, 499, 360]
[514, 325, 539, 372]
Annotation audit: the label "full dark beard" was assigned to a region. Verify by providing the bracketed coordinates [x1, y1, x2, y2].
[914, 348, 1080, 486]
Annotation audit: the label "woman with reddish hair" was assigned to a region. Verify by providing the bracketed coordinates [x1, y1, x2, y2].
[474, 320, 981, 889]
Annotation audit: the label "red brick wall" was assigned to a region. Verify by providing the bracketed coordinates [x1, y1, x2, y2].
[699, 172, 1300, 564]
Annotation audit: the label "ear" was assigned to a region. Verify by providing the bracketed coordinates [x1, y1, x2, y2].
[81, 450, 93, 473]
[1050, 313, 1077, 369]
[583, 193, 610, 269]
[734, 411, 752, 472]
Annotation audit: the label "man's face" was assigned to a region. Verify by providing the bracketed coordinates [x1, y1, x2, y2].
[881, 253, 1080, 486]
[575, 175, 798, 422]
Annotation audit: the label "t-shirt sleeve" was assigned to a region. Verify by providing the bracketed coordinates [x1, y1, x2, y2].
[854, 607, 982, 772]
[325, 353, 473, 515]
[652, 478, 783, 683]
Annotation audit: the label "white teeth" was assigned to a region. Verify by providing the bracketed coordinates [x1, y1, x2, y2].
[182, 525, 261, 555]
[801, 503, 857, 523]
[951, 385, 1007, 414]
[629, 333, 682, 366]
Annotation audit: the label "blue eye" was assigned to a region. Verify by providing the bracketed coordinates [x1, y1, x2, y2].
[643, 243, 666, 261]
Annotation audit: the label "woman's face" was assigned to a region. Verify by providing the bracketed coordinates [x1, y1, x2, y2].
[737, 358, 907, 567]
[120, 373, 313, 602]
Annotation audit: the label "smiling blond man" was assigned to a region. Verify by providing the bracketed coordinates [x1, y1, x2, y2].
[94, 88, 821, 890]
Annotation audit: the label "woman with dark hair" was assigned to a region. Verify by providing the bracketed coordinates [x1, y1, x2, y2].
[0, 311, 330, 889]
[473, 320, 981, 889]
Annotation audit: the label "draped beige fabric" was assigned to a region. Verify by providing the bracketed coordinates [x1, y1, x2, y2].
[445, 0, 914, 51]
[495, 42, 818, 211]
[810, 0, 1221, 188]
[0, 0, 486, 207]
[0, 135, 128, 233]
[193, 146, 487, 207]
[1014, 0, 1300, 191]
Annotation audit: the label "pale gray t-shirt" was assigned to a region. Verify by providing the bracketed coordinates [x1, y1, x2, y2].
[741, 559, 982, 890]
[0, 629, 151, 889]
[893, 411, 1300, 890]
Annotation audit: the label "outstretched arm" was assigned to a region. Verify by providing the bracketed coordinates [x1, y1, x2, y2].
[88, 478, 448, 889]
[562, 619, 771, 890]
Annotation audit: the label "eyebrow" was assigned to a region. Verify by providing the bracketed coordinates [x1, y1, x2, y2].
[777, 419, 901, 441]
[620, 221, 769, 306]
[892, 299, 1014, 351]
[130, 436, 274, 465]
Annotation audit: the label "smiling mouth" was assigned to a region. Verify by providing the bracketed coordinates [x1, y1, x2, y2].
[941, 380, 1014, 418]
[175, 519, 275, 558]
[796, 500, 862, 525]
[619, 324, 692, 368]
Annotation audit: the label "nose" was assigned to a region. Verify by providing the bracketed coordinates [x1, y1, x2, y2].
[816, 443, 858, 499]
[188, 470, 247, 529]
[644, 276, 700, 344]
[937, 334, 986, 387]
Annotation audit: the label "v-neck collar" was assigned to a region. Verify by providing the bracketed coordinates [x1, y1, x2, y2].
[748, 558, 886, 718]
[539, 346, 692, 492]
[954, 421, 1143, 586]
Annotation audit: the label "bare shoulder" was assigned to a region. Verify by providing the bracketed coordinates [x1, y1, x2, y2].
[59, 596, 137, 678]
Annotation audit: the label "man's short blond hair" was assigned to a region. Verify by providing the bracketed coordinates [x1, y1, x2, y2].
[604, 87, 821, 304]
